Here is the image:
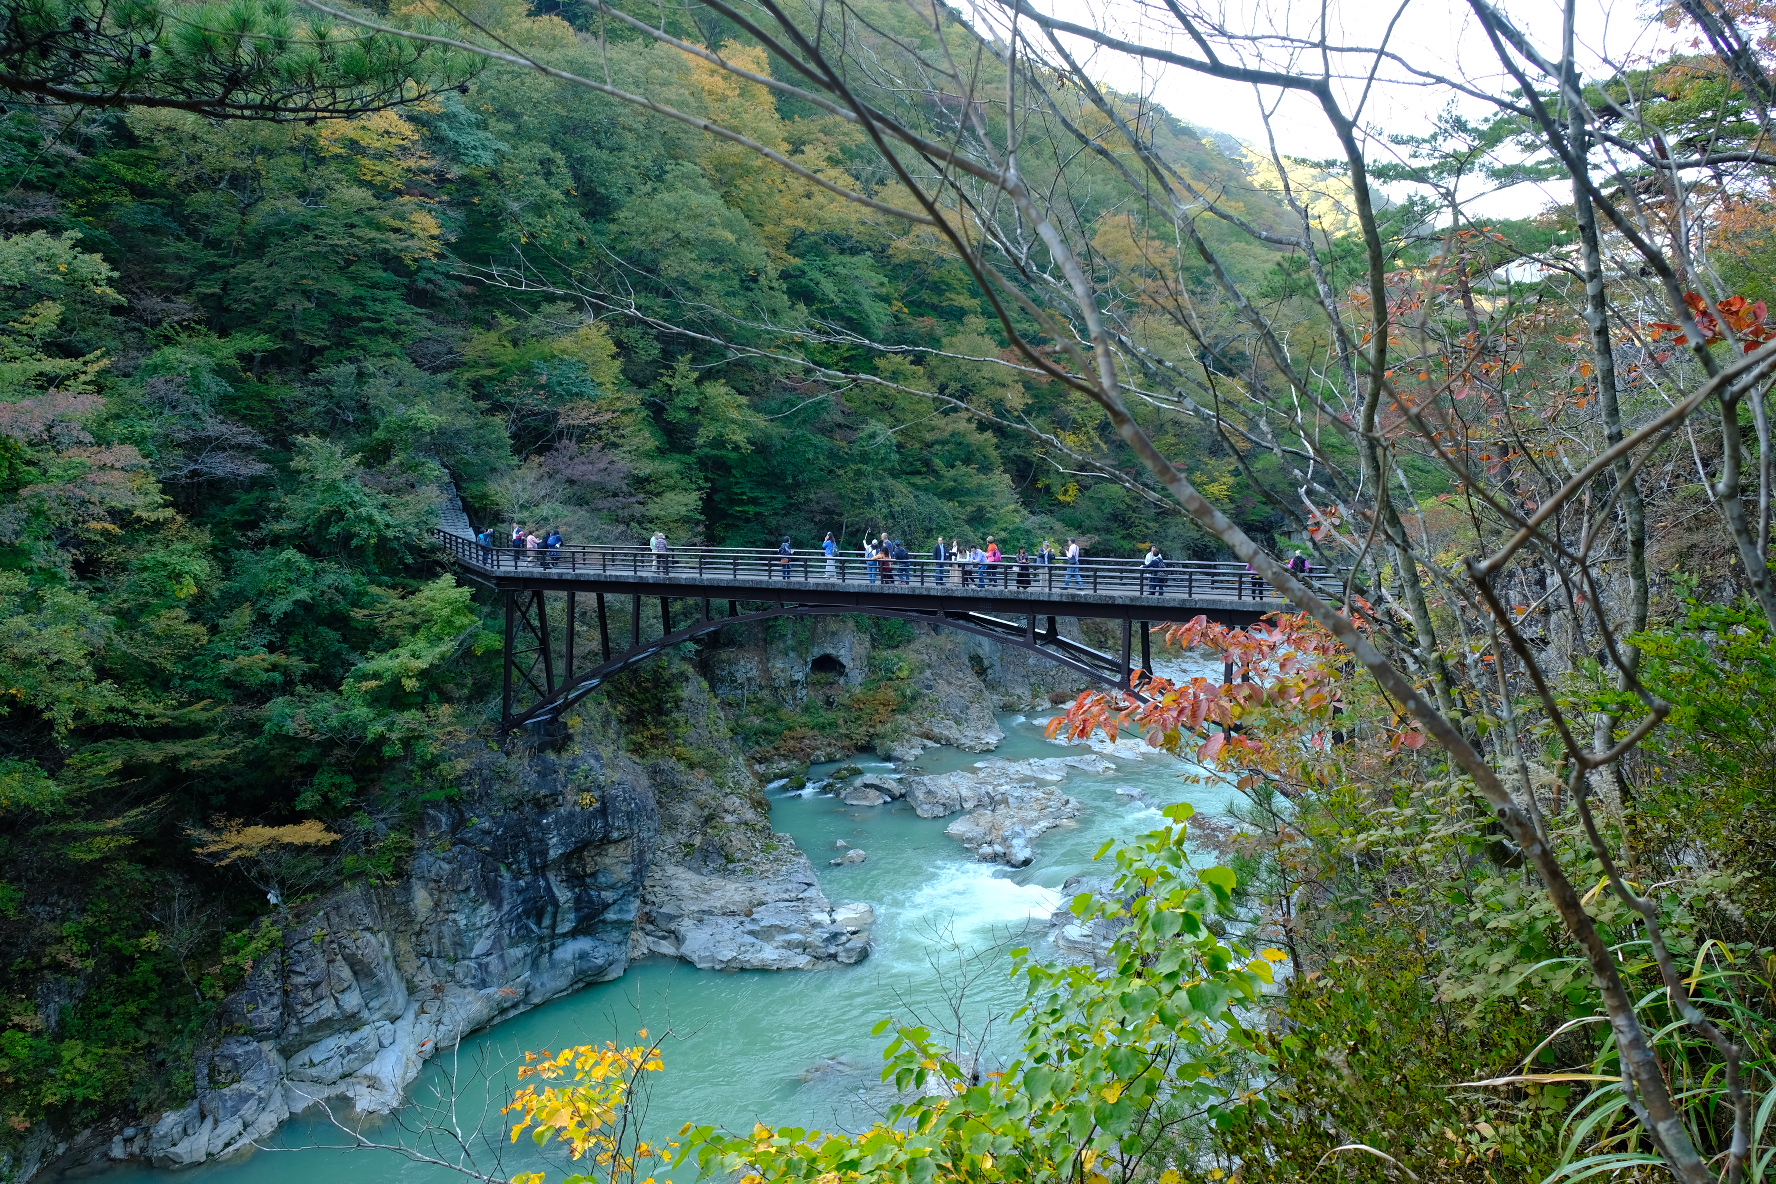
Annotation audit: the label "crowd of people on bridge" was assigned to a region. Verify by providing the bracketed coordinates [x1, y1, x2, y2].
[477, 524, 566, 566]
[472, 522, 1316, 595]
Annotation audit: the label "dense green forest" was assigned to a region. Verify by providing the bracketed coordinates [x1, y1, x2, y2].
[0, 0, 1297, 1140]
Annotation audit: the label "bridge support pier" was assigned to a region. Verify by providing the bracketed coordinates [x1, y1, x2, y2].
[503, 588, 566, 731]
[597, 593, 610, 661]
[564, 591, 575, 687]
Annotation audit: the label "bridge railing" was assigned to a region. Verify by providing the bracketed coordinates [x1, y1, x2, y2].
[435, 530, 1345, 602]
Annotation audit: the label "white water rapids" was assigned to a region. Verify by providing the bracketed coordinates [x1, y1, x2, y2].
[88, 678, 1237, 1184]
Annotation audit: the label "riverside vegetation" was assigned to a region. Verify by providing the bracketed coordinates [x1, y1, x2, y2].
[1, 0, 1774, 1181]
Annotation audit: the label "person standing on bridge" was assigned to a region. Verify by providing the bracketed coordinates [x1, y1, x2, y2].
[650, 531, 669, 575]
[1015, 546, 1032, 588]
[985, 537, 1002, 586]
[865, 537, 880, 584]
[1142, 544, 1167, 595]
[932, 536, 949, 579]
[1064, 538, 1084, 588]
[778, 535, 794, 579]
[823, 532, 839, 579]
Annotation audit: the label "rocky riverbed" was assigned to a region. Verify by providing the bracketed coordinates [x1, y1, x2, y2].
[26, 621, 1105, 1182]
[70, 676, 882, 1177]
[820, 754, 1119, 867]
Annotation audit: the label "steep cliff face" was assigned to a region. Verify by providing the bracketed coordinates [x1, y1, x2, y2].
[72, 671, 872, 1177]
[136, 734, 658, 1169]
[32, 621, 1040, 1180]
[626, 672, 872, 972]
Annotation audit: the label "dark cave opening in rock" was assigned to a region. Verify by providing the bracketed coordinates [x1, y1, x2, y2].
[810, 653, 847, 677]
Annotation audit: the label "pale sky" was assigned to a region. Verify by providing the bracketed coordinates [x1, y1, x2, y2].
[999, 0, 1686, 218]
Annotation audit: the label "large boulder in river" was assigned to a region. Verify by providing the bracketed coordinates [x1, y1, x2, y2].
[903, 755, 1112, 819]
[645, 861, 872, 970]
[944, 786, 1080, 867]
[859, 773, 905, 797]
[901, 757, 1109, 866]
[840, 774, 902, 806]
[674, 899, 870, 971]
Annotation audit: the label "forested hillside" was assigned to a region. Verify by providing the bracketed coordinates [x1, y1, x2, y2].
[0, 0, 1295, 1141]
[4, 0, 1775, 1179]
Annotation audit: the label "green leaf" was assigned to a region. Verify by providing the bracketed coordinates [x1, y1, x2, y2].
[1198, 865, 1238, 897]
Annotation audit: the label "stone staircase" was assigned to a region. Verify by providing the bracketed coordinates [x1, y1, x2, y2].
[436, 482, 475, 540]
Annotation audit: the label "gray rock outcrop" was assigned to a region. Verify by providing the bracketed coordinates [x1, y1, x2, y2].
[637, 861, 869, 970]
[944, 788, 1078, 868]
[124, 670, 876, 1174]
[143, 737, 655, 1169]
[839, 773, 902, 806]
[1047, 875, 1123, 965]
[902, 756, 1113, 866]
[903, 755, 1112, 819]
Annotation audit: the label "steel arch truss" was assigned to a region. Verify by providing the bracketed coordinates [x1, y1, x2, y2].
[500, 590, 1174, 736]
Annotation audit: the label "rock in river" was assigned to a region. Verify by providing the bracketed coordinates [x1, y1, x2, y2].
[900, 756, 1110, 866]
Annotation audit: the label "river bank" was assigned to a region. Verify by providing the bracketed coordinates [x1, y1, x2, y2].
[65, 697, 1234, 1184]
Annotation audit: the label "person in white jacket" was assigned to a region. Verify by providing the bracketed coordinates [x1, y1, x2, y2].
[1141, 544, 1167, 595]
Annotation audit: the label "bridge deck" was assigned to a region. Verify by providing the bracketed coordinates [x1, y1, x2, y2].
[435, 531, 1330, 625]
[430, 523, 1343, 733]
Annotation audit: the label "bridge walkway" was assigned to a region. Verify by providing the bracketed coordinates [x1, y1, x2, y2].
[431, 526, 1340, 734]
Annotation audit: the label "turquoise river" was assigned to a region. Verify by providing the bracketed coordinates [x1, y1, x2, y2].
[83, 695, 1236, 1184]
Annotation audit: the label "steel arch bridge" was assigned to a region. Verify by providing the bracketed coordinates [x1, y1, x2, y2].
[432, 525, 1337, 735]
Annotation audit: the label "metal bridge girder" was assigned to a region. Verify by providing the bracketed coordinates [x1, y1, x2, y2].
[445, 536, 1307, 738]
[497, 594, 1178, 736]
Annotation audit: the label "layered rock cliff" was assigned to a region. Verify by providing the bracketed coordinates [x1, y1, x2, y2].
[29, 619, 1082, 1180]
[73, 669, 875, 1176]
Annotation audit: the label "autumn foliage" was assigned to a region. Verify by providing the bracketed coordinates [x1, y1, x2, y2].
[504, 1037, 668, 1184]
[1046, 613, 1424, 770]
